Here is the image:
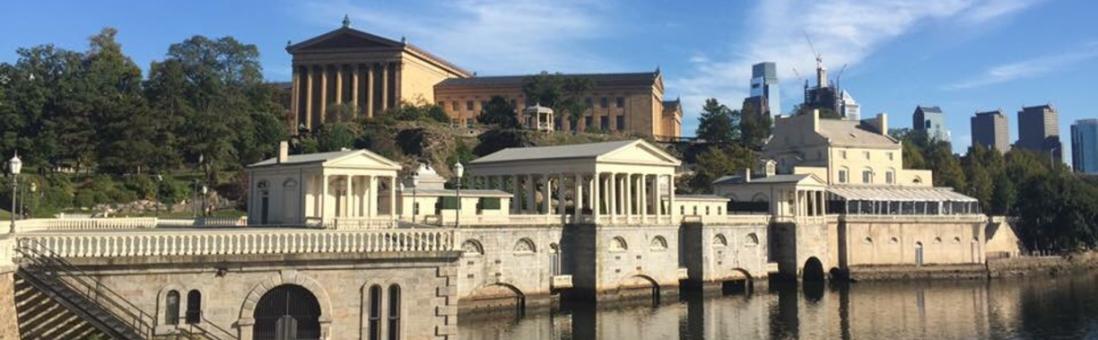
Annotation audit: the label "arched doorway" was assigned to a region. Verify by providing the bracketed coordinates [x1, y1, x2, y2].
[254, 284, 322, 340]
[915, 242, 925, 266]
[803, 257, 825, 282]
[617, 275, 660, 305]
[721, 269, 754, 295]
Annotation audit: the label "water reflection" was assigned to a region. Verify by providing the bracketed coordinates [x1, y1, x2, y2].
[459, 272, 1098, 339]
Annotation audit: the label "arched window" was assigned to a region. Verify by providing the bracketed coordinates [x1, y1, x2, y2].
[283, 179, 297, 188]
[610, 237, 628, 252]
[745, 233, 759, 247]
[934, 237, 943, 244]
[185, 290, 201, 324]
[388, 285, 401, 340]
[713, 234, 728, 247]
[461, 239, 484, 256]
[514, 238, 536, 254]
[650, 236, 668, 251]
[864, 236, 873, 245]
[165, 290, 180, 325]
[368, 285, 382, 340]
[862, 168, 874, 184]
[890, 237, 899, 244]
[885, 169, 896, 184]
[953, 236, 961, 244]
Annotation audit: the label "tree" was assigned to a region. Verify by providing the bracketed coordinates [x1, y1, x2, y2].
[83, 28, 158, 174]
[477, 96, 518, 128]
[316, 122, 357, 152]
[926, 144, 965, 190]
[521, 72, 592, 133]
[474, 129, 531, 157]
[739, 102, 771, 150]
[688, 145, 756, 193]
[696, 98, 737, 145]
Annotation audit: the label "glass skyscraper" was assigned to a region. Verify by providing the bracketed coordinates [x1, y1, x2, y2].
[1071, 119, 1098, 174]
[750, 62, 780, 115]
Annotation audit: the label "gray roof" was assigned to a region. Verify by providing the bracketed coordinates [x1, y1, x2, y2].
[817, 119, 899, 148]
[713, 174, 812, 185]
[436, 72, 658, 89]
[249, 150, 359, 167]
[827, 185, 977, 202]
[471, 140, 638, 164]
[917, 106, 943, 114]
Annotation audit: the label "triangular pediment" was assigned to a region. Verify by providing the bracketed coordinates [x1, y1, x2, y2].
[324, 150, 401, 170]
[288, 28, 402, 53]
[598, 140, 681, 166]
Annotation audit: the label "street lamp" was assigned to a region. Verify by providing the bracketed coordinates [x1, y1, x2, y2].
[454, 162, 464, 228]
[155, 174, 164, 218]
[27, 181, 36, 218]
[201, 185, 209, 217]
[412, 174, 419, 224]
[9, 153, 22, 234]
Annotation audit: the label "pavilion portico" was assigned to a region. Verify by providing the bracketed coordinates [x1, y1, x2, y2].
[246, 145, 402, 228]
[465, 140, 681, 224]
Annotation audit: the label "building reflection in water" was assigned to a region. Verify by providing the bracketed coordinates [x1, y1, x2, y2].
[457, 273, 1098, 340]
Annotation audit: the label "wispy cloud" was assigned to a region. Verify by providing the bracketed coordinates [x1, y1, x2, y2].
[293, 0, 615, 75]
[944, 46, 1098, 90]
[671, 0, 1038, 134]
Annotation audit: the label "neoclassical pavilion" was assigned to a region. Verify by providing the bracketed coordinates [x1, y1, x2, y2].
[465, 139, 681, 224]
[246, 144, 402, 227]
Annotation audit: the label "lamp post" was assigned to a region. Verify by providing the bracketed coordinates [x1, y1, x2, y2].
[27, 182, 36, 218]
[9, 153, 22, 234]
[201, 185, 209, 217]
[454, 162, 464, 228]
[191, 180, 198, 218]
[412, 175, 419, 224]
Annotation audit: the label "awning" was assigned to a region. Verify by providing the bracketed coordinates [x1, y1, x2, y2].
[827, 186, 977, 202]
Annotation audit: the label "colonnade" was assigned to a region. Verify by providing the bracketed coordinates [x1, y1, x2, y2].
[465, 172, 676, 222]
[305, 174, 398, 219]
[796, 189, 827, 216]
[292, 62, 401, 130]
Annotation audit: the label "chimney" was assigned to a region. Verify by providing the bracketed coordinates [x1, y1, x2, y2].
[872, 112, 889, 136]
[739, 168, 752, 183]
[811, 109, 821, 132]
[278, 141, 289, 163]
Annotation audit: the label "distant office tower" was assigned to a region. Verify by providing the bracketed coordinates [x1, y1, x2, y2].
[971, 110, 1010, 153]
[1072, 119, 1098, 174]
[840, 90, 860, 121]
[750, 62, 780, 116]
[1016, 104, 1062, 163]
[913, 105, 951, 142]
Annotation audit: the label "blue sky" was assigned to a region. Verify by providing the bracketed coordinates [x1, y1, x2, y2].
[2, 0, 1096, 162]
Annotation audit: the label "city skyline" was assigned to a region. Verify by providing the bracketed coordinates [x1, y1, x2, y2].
[1, 0, 1096, 162]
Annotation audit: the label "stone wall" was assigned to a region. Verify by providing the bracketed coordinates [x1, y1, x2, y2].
[592, 224, 682, 302]
[0, 270, 18, 340]
[835, 216, 985, 268]
[454, 226, 563, 313]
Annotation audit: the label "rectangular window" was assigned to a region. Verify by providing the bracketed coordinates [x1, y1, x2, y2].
[601, 116, 609, 130]
[886, 171, 895, 184]
[439, 197, 461, 209]
[616, 116, 625, 130]
[466, 101, 474, 111]
[888, 152, 894, 161]
[585, 116, 592, 128]
[616, 97, 625, 108]
[451, 101, 459, 111]
[864, 151, 871, 160]
[838, 170, 848, 183]
[479, 197, 501, 210]
[863, 171, 873, 184]
[585, 97, 593, 107]
[510, 99, 516, 108]
[480, 100, 488, 109]
[600, 97, 608, 108]
[841, 150, 847, 159]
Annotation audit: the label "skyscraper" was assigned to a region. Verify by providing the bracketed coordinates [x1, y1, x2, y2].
[1016, 104, 1062, 163]
[913, 105, 951, 142]
[840, 90, 860, 121]
[1072, 119, 1098, 174]
[749, 62, 780, 116]
[971, 110, 1010, 153]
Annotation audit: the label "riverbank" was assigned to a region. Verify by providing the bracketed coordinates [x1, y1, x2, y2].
[845, 252, 1098, 281]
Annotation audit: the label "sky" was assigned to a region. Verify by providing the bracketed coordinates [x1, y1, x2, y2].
[2, 0, 1096, 162]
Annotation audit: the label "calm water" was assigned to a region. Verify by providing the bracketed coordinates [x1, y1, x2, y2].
[459, 272, 1098, 340]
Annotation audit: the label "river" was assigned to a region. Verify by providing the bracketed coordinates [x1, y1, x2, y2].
[459, 272, 1098, 339]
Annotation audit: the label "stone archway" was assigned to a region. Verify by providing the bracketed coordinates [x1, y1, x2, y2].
[803, 257, 825, 282]
[721, 269, 754, 295]
[238, 270, 333, 340]
[617, 275, 661, 305]
[460, 283, 526, 318]
[254, 284, 321, 340]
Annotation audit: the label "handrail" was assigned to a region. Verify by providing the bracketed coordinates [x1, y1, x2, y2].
[178, 313, 238, 340]
[15, 237, 157, 338]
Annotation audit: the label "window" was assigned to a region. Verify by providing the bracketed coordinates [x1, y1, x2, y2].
[864, 151, 871, 160]
[585, 116, 592, 128]
[863, 237, 873, 245]
[713, 234, 728, 247]
[165, 290, 180, 325]
[480, 100, 488, 109]
[185, 290, 201, 324]
[478, 197, 501, 210]
[600, 116, 609, 130]
[615, 97, 624, 108]
[841, 150, 847, 159]
[885, 171, 895, 184]
[451, 101, 459, 111]
[465, 101, 474, 111]
[680, 206, 685, 215]
[862, 170, 873, 184]
[388, 285, 401, 340]
[705, 206, 710, 215]
[610, 237, 628, 252]
[509, 99, 516, 108]
[462, 240, 484, 256]
[585, 97, 593, 107]
[368, 285, 382, 340]
[838, 169, 848, 183]
[514, 238, 536, 254]
[888, 152, 894, 161]
[650, 236, 668, 251]
[745, 233, 759, 247]
[600, 97, 608, 108]
[616, 116, 625, 130]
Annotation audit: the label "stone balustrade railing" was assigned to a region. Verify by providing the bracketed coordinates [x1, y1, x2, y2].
[681, 215, 771, 225]
[12, 228, 456, 259]
[15, 217, 159, 232]
[838, 214, 987, 223]
[331, 217, 397, 230]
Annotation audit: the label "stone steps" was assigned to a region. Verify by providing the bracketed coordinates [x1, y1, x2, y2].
[13, 273, 106, 339]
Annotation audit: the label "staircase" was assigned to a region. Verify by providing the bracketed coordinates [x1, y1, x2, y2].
[12, 238, 238, 340]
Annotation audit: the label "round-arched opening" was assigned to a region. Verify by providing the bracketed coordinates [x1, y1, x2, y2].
[253, 284, 321, 340]
[802, 257, 825, 282]
[617, 275, 660, 306]
[461, 284, 526, 320]
[721, 269, 754, 295]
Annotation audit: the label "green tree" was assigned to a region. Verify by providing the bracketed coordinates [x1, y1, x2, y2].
[739, 103, 771, 150]
[477, 96, 518, 128]
[82, 28, 158, 174]
[521, 72, 592, 132]
[696, 98, 737, 145]
[688, 145, 756, 193]
[316, 122, 358, 152]
[926, 144, 966, 190]
[474, 129, 531, 156]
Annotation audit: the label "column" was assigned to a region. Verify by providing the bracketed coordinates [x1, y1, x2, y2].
[319, 65, 328, 124]
[366, 64, 375, 118]
[526, 175, 536, 214]
[668, 174, 676, 220]
[542, 176, 552, 215]
[639, 174, 647, 217]
[393, 63, 402, 106]
[305, 65, 314, 129]
[608, 174, 617, 218]
[291, 66, 300, 130]
[591, 174, 600, 217]
[652, 175, 661, 220]
[343, 175, 352, 217]
[511, 175, 520, 213]
[335, 65, 343, 105]
[380, 63, 390, 111]
[574, 174, 584, 216]
[557, 174, 566, 216]
[368, 176, 377, 217]
[352, 64, 360, 117]
[624, 174, 633, 217]
[389, 176, 397, 217]
[320, 174, 329, 222]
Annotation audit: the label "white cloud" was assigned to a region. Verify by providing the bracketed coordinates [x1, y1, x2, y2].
[293, 0, 615, 75]
[671, 0, 1038, 135]
[944, 47, 1098, 90]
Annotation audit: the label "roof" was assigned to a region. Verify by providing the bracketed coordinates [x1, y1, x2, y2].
[917, 106, 943, 114]
[401, 188, 512, 198]
[436, 71, 659, 89]
[817, 119, 899, 148]
[676, 195, 729, 202]
[827, 185, 977, 202]
[248, 149, 399, 169]
[286, 26, 471, 77]
[471, 140, 638, 164]
[712, 174, 813, 185]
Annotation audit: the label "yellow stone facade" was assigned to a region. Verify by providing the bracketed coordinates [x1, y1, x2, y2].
[287, 23, 682, 139]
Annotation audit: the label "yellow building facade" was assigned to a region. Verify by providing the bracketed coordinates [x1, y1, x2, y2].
[287, 20, 682, 139]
